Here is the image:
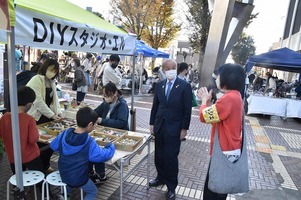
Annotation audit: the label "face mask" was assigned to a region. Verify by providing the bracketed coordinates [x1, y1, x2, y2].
[71, 63, 75, 67]
[111, 63, 118, 69]
[215, 76, 221, 90]
[46, 70, 56, 79]
[165, 69, 177, 80]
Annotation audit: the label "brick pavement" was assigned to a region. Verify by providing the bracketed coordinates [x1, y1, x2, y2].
[1, 86, 301, 199]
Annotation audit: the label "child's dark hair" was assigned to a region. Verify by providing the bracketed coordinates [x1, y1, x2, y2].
[103, 82, 122, 96]
[18, 86, 36, 106]
[38, 59, 59, 78]
[76, 107, 98, 128]
[219, 63, 245, 91]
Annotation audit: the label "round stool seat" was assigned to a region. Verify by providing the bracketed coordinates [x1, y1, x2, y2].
[42, 170, 84, 200]
[9, 170, 44, 186]
[46, 171, 66, 186]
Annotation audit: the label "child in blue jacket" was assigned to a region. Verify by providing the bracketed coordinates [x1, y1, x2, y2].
[50, 107, 115, 199]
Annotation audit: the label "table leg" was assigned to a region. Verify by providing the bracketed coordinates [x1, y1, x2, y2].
[147, 140, 150, 190]
[120, 159, 124, 200]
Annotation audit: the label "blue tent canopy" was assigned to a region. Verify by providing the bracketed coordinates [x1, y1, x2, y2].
[246, 47, 301, 73]
[135, 40, 169, 58]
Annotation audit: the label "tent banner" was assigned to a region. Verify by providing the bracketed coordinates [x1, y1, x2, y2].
[12, 7, 136, 54]
[0, 0, 10, 31]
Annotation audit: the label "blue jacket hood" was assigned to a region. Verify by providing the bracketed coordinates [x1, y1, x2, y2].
[60, 128, 90, 156]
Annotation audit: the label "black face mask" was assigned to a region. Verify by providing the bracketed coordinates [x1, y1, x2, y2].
[111, 63, 118, 69]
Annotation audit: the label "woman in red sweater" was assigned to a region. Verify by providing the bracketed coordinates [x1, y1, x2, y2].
[0, 86, 43, 174]
[198, 64, 245, 200]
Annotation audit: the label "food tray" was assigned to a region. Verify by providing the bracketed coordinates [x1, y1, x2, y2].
[113, 135, 143, 152]
[90, 132, 118, 146]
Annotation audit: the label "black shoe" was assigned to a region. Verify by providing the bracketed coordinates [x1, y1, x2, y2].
[149, 179, 164, 187]
[90, 173, 108, 185]
[166, 190, 176, 200]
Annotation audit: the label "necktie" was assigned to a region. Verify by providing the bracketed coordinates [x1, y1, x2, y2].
[166, 81, 172, 100]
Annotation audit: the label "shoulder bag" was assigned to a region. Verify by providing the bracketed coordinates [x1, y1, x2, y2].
[208, 114, 249, 194]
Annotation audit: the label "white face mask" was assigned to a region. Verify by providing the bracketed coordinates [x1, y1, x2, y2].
[165, 69, 177, 80]
[46, 70, 56, 79]
[215, 75, 221, 90]
[71, 63, 75, 67]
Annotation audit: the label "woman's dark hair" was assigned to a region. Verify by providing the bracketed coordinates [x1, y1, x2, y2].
[76, 107, 98, 128]
[73, 58, 80, 67]
[103, 82, 122, 96]
[18, 86, 36, 106]
[219, 63, 245, 91]
[178, 62, 188, 74]
[38, 59, 59, 78]
[30, 62, 42, 73]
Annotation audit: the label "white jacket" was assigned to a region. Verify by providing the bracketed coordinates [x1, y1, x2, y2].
[26, 75, 62, 121]
[102, 62, 122, 86]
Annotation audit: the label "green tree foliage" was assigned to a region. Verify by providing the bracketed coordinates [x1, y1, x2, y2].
[185, 0, 211, 53]
[110, 0, 155, 39]
[111, 0, 180, 49]
[143, 0, 181, 49]
[231, 32, 256, 66]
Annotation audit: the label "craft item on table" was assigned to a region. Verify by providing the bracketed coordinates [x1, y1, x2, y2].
[115, 138, 138, 146]
[38, 129, 53, 140]
[103, 129, 124, 136]
[90, 132, 118, 146]
[44, 122, 66, 131]
[59, 118, 77, 127]
[114, 135, 143, 151]
[93, 135, 115, 143]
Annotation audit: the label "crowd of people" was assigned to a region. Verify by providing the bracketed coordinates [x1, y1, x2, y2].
[248, 71, 301, 98]
[0, 52, 250, 200]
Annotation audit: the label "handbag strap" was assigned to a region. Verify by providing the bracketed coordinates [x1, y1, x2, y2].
[241, 112, 245, 152]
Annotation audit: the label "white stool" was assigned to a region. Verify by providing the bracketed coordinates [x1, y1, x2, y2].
[7, 170, 45, 200]
[42, 170, 83, 200]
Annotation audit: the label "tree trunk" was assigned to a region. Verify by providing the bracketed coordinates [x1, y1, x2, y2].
[197, 50, 206, 88]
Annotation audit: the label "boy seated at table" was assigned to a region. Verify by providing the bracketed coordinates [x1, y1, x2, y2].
[0, 86, 44, 174]
[50, 107, 115, 199]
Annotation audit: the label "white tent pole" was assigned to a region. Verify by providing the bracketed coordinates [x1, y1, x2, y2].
[7, 27, 25, 198]
[130, 56, 136, 131]
[138, 57, 145, 95]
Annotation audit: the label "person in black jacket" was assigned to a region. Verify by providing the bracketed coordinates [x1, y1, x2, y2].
[16, 62, 42, 89]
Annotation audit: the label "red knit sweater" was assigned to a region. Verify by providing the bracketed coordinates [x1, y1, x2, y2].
[200, 90, 242, 155]
[0, 112, 40, 163]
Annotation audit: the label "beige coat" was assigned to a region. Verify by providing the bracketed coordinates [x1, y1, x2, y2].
[26, 75, 62, 121]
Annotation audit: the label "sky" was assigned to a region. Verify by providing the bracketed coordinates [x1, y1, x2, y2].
[67, 0, 290, 54]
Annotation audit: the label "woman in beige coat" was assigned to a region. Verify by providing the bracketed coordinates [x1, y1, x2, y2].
[26, 59, 62, 173]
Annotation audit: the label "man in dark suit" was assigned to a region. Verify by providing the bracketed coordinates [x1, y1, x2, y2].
[149, 59, 192, 200]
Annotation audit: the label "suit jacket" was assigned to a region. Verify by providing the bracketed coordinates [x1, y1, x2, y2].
[150, 78, 192, 136]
